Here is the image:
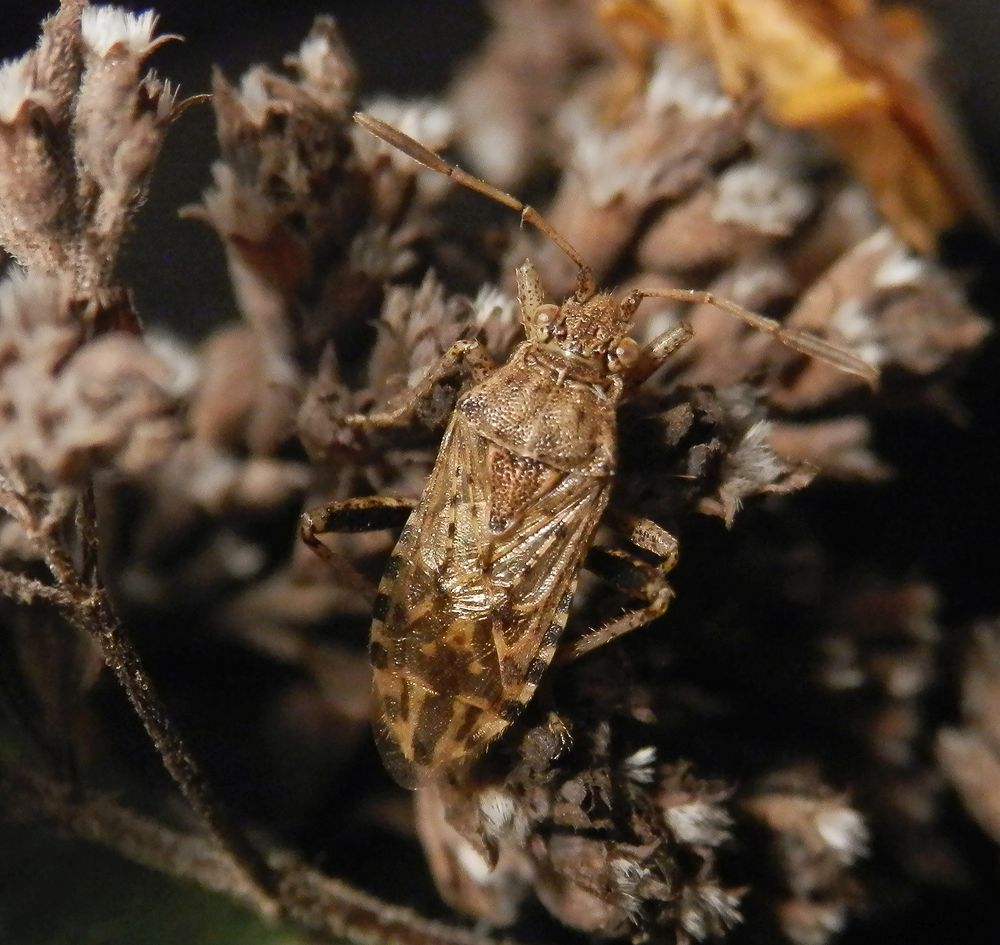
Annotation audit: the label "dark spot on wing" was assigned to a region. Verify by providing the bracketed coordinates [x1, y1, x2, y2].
[372, 592, 391, 621]
[384, 554, 403, 579]
[455, 703, 480, 742]
[412, 732, 435, 766]
[369, 640, 389, 669]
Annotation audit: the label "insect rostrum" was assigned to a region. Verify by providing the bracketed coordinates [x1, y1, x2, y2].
[302, 112, 878, 789]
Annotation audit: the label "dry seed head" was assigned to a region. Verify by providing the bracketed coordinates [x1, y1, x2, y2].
[80, 8, 175, 59]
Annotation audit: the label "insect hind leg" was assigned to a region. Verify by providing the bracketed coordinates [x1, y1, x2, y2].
[300, 495, 416, 603]
[556, 515, 679, 663]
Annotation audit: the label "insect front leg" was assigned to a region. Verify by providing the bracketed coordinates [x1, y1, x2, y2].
[625, 321, 694, 389]
[557, 515, 679, 663]
[346, 340, 494, 431]
[300, 495, 417, 603]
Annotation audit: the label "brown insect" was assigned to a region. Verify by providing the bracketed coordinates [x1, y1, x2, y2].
[302, 112, 877, 789]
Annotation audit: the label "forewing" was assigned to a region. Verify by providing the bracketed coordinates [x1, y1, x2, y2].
[370, 413, 609, 787]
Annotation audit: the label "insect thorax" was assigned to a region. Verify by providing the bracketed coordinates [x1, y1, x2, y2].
[457, 344, 617, 477]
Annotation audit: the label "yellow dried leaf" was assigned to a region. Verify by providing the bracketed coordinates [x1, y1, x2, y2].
[599, 0, 995, 252]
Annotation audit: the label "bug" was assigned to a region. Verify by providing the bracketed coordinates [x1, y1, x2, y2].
[301, 112, 878, 789]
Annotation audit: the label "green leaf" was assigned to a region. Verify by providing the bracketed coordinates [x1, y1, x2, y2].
[0, 823, 310, 945]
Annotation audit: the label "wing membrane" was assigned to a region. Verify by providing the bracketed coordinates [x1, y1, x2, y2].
[371, 413, 610, 786]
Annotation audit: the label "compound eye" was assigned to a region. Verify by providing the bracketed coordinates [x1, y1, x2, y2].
[532, 303, 560, 334]
[610, 337, 640, 370]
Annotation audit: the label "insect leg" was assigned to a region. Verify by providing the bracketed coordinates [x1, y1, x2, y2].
[345, 339, 494, 431]
[300, 496, 416, 603]
[556, 517, 679, 663]
[625, 321, 694, 388]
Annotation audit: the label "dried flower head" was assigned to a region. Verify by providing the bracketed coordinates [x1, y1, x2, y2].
[0, 1, 180, 283]
[0, 270, 179, 485]
[79, 7, 171, 59]
[937, 623, 1000, 844]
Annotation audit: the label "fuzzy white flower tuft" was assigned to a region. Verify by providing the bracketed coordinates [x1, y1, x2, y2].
[873, 239, 929, 290]
[623, 746, 658, 784]
[470, 284, 520, 357]
[470, 285, 517, 330]
[296, 32, 341, 85]
[665, 801, 734, 847]
[478, 788, 527, 844]
[0, 56, 55, 123]
[609, 858, 649, 916]
[144, 331, 202, 399]
[236, 70, 272, 120]
[81, 7, 169, 58]
[298, 33, 333, 78]
[815, 806, 869, 864]
[646, 47, 732, 120]
[714, 160, 813, 236]
[453, 837, 494, 884]
[680, 884, 743, 940]
[0, 57, 32, 122]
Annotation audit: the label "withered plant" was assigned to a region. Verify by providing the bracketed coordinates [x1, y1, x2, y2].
[1, 3, 998, 945]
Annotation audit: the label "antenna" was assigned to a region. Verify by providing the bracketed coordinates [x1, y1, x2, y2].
[354, 112, 596, 300]
[354, 113, 879, 387]
[621, 287, 879, 386]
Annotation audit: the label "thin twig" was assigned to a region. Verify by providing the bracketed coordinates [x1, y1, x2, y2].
[0, 487, 281, 903]
[0, 761, 272, 915]
[0, 762, 523, 945]
[65, 570, 281, 902]
[0, 569, 76, 609]
[75, 482, 98, 590]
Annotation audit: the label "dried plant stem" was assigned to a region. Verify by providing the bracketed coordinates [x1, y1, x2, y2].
[0, 761, 272, 914]
[0, 483, 280, 903]
[0, 761, 521, 945]
[0, 569, 76, 609]
[64, 582, 282, 902]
